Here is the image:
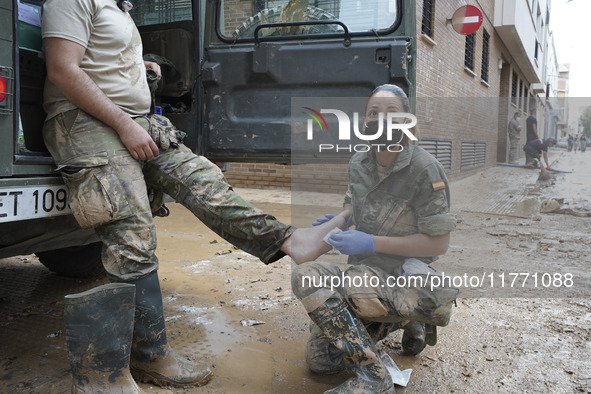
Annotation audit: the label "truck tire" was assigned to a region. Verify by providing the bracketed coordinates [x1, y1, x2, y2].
[232, 6, 342, 39]
[36, 242, 105, 278]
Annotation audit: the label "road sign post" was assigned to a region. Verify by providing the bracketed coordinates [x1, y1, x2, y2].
[448, 5, 483, 35]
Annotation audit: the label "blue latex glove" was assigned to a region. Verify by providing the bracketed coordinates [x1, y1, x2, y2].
[312, 214, 335, 226]
[327, 230, 375, 255]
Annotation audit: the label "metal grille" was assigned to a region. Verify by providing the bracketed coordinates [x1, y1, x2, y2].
[421, 0, 435, 37]
[419, 137, 452, 172]
[464, 33, 475, 70]
[481, 30, 489, 82]
[518, 79, 523, 109]
[523, 87, 529, 113]
[511, 71, 518, 105]
[129, 0, 192, 26]
[0, 66, 15, 116]
[461, 140, 486, 170]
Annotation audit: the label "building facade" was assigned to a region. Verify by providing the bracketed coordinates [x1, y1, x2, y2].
[221, 0, 563, 191]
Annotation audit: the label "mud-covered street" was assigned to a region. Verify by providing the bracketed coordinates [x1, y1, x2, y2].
[1, 150, 590, 393]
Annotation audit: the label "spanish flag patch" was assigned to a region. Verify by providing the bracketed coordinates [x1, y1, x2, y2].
[432, 181, 446, 191]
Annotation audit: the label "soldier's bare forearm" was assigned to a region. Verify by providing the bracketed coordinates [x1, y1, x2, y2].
[373, 232, 450, 257]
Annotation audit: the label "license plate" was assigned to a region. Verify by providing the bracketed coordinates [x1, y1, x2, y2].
[0, 185, 71, 223]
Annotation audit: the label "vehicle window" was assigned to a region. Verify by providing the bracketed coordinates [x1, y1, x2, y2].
[219, 0, 399, 41]
[129, 0, 193, 26]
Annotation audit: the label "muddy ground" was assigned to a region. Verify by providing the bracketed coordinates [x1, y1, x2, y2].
[1, 150, 590, 393]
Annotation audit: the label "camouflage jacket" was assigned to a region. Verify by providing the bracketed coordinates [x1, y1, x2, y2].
[344, 145, 456, 273]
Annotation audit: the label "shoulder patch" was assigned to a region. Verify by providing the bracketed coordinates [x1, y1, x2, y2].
[432, 181, 446, 191]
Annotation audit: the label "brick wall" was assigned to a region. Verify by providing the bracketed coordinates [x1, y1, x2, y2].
[415, 0, 506, 177]
[224, 162, 349, 194]
[222, 0, 254, 36]
[415, 0, 539, 174]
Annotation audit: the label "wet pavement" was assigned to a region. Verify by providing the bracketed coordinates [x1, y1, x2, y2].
[1, 147, 590, 393]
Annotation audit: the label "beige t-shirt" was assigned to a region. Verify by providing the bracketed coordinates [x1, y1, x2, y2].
[42, 0, 151, 119]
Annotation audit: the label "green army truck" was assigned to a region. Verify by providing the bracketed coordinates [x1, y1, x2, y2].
[0, 0, 416, 277]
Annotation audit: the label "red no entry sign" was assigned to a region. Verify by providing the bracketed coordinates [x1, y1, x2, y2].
[450, 5, 483, 35]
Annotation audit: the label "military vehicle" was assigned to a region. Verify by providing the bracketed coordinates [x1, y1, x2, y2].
[0, 0, 415, 277]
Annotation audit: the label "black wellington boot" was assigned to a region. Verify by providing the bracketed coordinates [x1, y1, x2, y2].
[309, 298, 394, 394]
[64, 283, 148, 393]
[127, 271, 213, 388]
[401, 321, 427, 356]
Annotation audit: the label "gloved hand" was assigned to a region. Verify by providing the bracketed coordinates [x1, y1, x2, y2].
[327, 230, 375, 255]
[312, 214, 334, 226]
[148, 114, 186, 151]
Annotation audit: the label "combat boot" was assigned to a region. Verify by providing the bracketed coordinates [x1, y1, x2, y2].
[64, 283, 148, 393]
[401, 321, 426, 356]
[309, 298, 394, 394]
[127, 271, 213, 388]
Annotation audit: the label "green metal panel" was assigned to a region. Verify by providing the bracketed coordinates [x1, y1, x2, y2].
[0, 176, 63, 188]
[0, 1, 14, 177]
[0, 1, 12, 43]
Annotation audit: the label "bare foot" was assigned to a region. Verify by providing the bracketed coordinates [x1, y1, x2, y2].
[281, 211, 351, 264]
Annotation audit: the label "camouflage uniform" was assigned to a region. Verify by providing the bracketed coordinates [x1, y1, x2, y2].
[42, 109, 294, 280]
[507, 118, 521, 163]
[292, 145, 457, 373]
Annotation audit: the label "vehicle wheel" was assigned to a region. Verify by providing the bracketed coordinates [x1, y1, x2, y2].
[36, 242, 105, 278]
[232, 6, 342, 39]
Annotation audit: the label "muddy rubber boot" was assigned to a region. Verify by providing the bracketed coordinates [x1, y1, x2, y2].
[309, 298, 394, 394]
[401, 321, 426, 356]
[64, 283, 148, 393]
[305, 322, 345, 374]
[127, 271, 213, 388]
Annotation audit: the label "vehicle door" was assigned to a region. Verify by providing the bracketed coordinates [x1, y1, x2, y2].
[201, 0, 416, 162]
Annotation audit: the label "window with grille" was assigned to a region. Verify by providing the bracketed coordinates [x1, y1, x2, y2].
[257, 1, 342, 17]
[511, 71, 518, 105]
[518, 79, 523, 109]
[421, 0, 435, 38]
[464, 33, 475, 70]
[534, 39, 539, 61]
[523, 87, 529, 112]
[481, 30, 489, 82]
[223, 0, 399, 40]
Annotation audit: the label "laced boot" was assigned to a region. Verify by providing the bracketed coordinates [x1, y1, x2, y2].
[127, 271, 213, 388]
[309, 298, 394, 394]
[64, 283, 148, 393]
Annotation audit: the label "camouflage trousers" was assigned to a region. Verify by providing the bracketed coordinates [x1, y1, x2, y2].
[508, 136, 520, 163]
[292, 259, 457, 372]
[42, 109, 294, 280]
[291, 258, 457, 327]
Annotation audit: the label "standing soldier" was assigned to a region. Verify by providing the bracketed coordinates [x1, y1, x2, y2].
[526, 107, 539, 143]
[507, 112, 522, 163]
